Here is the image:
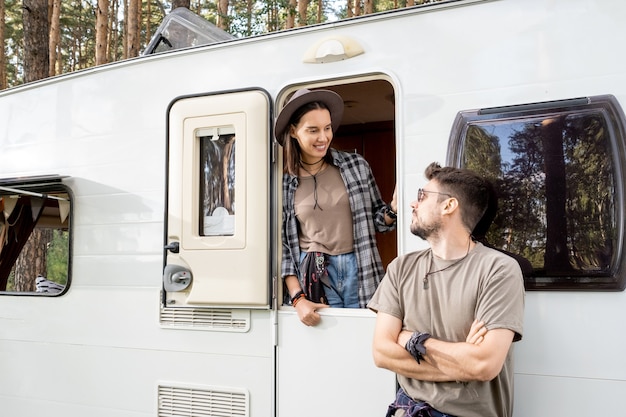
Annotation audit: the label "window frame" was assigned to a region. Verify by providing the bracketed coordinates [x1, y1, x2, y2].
[447, 95, 626, 291]
[0, 175, 72, 296]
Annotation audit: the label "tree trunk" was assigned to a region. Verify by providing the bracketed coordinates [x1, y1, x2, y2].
[122, 0, 128, 59]
[246, 0, 252, 35]
[364, 0, 373, 14]
[48, 0, 61, 76]
[126, 0, 140, 58]
[14, 229, 52, 292]
[109, 0, 119, 61]
[145, 0, 150, 45]
[542, 117, 572, 271]
[23, 0, 50, 83]
[217, 0, 229, 31]
[354, 0, 361, 16]
[317, 0, 322, 23]
[266, 1, 278, 33]
[297, 0, 308, 27]
[286, 0, 296, 28]
[96, 0, 110, 65]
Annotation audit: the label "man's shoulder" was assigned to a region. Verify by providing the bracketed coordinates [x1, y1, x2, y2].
[388, 249, 429, 269]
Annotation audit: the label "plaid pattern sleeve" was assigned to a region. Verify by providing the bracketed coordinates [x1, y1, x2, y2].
[332, 149, 396, 307]
[281, 173, 300, 280]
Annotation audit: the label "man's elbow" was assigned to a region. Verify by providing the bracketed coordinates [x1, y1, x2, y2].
[469, 360, 504, 382]
[372, 347, 387, 369]
[371, 342, 398, 370]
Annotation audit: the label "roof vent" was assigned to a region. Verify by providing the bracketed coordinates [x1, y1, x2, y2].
[143, 7, 235, 55]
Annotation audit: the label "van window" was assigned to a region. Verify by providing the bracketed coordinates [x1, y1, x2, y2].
[449, 95, 626, 290]
[198, 126, 236, 237]
[0, 177, 71, 295]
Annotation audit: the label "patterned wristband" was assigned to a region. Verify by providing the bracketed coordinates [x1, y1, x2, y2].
[405, 331, 431, 364]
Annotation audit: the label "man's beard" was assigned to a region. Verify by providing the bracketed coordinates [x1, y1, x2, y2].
[410, 217, 442, 240]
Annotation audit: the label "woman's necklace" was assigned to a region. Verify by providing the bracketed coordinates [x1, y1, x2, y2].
[300, 157, 324, 166]
[423, 237, 472, 290]
[299, 159, 325, 210]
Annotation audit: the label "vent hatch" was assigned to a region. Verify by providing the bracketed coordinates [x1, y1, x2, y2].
[160, 307, 250, 332]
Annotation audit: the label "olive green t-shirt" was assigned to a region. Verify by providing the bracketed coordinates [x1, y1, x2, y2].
[368, 243, 525, 417]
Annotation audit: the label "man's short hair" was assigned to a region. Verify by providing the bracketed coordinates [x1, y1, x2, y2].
[425, 162, 491, 232]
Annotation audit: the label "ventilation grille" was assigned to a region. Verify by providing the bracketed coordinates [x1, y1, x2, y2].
[158, 384, 248, 417]
[160, 307, 250, 332]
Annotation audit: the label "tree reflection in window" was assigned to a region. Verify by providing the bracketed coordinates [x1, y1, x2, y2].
[453, 96, 625, 289]
[199, 128, 236, 236]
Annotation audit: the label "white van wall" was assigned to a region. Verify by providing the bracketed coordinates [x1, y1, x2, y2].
[0, 0, 625, 415]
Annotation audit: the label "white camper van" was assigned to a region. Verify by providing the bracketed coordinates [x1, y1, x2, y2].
[1, 0, 625, 416]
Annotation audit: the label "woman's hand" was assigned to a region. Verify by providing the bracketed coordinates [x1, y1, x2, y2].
[390, 184, 398, 213]
[294, 298, 328, 326]
[383, 184, 399, 225]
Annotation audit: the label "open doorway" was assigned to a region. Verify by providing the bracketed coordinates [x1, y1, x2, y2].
[328, 78, 397, 268]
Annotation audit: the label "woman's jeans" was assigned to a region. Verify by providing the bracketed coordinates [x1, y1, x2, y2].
[300, 251, 359, 308]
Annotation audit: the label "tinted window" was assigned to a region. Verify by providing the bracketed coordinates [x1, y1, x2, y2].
[199, 126, 236, 236]
[449, 95, 626, 290]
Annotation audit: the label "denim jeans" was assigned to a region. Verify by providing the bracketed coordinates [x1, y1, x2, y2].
[300, 251, 359, 308]
[386, 388, 457, 417]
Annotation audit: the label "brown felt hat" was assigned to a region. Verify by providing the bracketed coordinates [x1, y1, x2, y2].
[274, 88, 344, 146]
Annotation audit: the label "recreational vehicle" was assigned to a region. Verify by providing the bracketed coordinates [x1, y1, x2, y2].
[1, 0, 625, 415]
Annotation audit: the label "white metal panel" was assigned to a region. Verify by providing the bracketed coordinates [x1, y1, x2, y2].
[514, 374, 626, 416]
[0, 288, 274, 417]
[277, 308, 397, 416]
[0, 0, 625, 415]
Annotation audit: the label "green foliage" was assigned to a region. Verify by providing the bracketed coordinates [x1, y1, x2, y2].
[59, 1, 98, 73]
[46, 230, 69, 285]
[4, 0, 24, 86]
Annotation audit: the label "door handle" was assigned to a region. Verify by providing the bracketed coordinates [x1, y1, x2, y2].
[164, 241, 180, 253]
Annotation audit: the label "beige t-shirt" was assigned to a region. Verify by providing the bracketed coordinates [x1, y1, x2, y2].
[295, 165, 354, 255]
[368, 243, 525, 417]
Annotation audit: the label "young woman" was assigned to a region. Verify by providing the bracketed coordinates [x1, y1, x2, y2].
[275, 88, 397, 326]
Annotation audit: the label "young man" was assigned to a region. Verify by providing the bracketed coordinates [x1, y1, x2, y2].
[368, 162, 525, 417]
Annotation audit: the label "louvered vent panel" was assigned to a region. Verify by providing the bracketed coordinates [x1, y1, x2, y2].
[158, 384, 248, 417]
[160, 307, 250, 332]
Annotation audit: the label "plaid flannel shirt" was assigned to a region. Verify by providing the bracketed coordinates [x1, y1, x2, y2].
[281, 148, 396, 307]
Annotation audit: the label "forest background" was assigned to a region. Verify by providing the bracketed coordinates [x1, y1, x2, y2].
[0, 0, 438, 90]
